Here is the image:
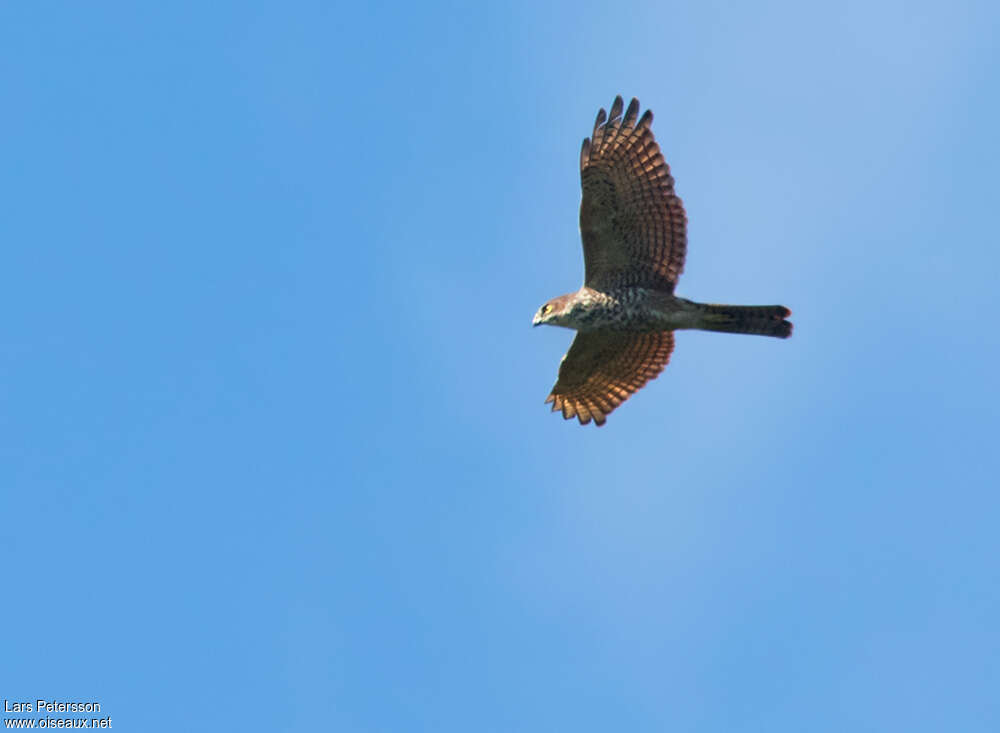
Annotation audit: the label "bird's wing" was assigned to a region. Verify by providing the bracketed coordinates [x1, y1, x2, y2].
[579, 96, 687, 292]
[545, 330, 674, 426]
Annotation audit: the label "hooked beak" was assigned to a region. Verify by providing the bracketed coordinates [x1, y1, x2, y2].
[532, 313, 542, 327]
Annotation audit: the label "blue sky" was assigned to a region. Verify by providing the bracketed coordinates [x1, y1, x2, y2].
[2, 1, 998, 730]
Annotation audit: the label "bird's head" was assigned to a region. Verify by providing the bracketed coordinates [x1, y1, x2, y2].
[533, 294, 575, 328]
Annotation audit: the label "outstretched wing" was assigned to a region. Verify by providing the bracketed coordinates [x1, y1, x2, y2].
[579, 96, 687, 292]
[545, 330, 675, 426]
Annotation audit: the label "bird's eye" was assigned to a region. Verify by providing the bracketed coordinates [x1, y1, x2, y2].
[542, 304, 551, 314]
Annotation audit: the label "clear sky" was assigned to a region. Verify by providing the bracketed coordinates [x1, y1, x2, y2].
[2, 1, 998, 730]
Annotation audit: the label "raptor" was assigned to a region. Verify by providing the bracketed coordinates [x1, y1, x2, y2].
[534, 96, 792, 426]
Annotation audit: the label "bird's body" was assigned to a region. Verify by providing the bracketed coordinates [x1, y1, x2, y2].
[538, 287, 700, 333]
[534, 96, 792, 426]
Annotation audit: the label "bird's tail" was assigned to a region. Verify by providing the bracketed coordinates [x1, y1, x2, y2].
[693, 303, 793, 339]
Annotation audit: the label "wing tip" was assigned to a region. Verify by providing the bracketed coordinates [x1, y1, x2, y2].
[623, 97, 640, 129]
[608, 95, 624, 124]
[594, 107, 607, 129]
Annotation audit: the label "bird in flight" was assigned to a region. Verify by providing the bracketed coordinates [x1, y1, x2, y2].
[534, 95, 792, 426]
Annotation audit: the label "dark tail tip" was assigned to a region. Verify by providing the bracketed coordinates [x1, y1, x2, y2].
[762, 306, 792, 339]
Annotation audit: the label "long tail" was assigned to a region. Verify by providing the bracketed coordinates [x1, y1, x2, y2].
[694, 303, 793, 339]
